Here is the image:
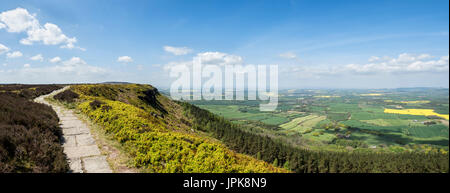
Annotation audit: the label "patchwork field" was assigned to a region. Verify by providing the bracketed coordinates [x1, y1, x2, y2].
[280, 115, 326, 133]
[188, 88, 449, 152]
[196, 104, 300, 125]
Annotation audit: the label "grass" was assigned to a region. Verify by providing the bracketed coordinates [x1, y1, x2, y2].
[327, 112, 349, 122]
[407, 125, 449, 138]
[360, 119, 425, 127]
[303, 130, 336, 143]
[197, 105, 290, 125]
[280, 115, 326, 133]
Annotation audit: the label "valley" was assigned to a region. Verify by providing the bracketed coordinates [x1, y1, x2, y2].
[188, 88, 449, 153]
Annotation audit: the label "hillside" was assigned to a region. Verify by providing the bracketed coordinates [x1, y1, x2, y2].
[61, 84, 286, 173]
[64, 84, 448, 173]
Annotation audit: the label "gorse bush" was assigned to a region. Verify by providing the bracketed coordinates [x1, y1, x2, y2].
[0, 89, 69, 173]
[74, 84, 285, 173]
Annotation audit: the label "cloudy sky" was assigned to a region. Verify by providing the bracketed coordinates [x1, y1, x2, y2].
[0, 0, 448, 89]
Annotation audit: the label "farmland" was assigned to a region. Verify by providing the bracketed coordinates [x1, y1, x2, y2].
[187, 88, 449, 153]
[384, 108, 449, 120]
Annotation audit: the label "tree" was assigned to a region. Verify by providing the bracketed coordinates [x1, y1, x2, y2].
[283, 160, 290, 170]
[272, 158, 279, 167]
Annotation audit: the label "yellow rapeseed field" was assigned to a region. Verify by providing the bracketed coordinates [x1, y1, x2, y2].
[360, 93, 383, 96]
[314, 95, 340, 98]
[384, 108, 449, 120]
[400, 100, 430, 104]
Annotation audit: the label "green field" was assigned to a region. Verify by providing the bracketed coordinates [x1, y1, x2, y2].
[280, 115, 326, 133]
[187, 88, 449, 152]
[197, 104, 300, 125]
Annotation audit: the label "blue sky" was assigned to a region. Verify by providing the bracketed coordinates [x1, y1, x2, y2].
[0, 0, 449, 88]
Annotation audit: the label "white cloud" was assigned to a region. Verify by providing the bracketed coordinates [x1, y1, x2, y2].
[287, 53, 449, 79]
[162, 52, 245, 78]
[20, 23, 78, 49]
[1, 56, 109, 83]
[0, 7, 38, 33]
[417, 54, 433, 60]
[344, 53, 449, 74]
[117, 56, 133, 63]
[0, 43, 10, 54]
[23, 63, 30, 68]
[17, 57, 106, 76]
[397, 53, 417, 63]
[6, 51, 22, 58]
[49, 56, 62, 63]
[0, 7, 80, 49]
[368, 56, 380, 62]
[163, 52, 244, 72]
[163, 61, 192, 71]
[53, 57, 105, 74]
[196, 52, 242, 65]
[163, 46, 193, 55]
[279, 52, 297, 59]
[30, 54, 43, 61]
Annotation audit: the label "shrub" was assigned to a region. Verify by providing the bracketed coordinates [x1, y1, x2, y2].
[0, 84, 62, 99]
[89, 100, 105, 110]
[0, 93, 69, 173]
[54, 89, 79, 103]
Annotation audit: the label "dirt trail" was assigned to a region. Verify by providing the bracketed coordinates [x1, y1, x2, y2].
[34, 86, 112, 173]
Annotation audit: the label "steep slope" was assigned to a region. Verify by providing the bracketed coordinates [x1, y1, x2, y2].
[68, 84, 286, 173]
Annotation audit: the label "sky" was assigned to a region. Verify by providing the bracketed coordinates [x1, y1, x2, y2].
[0, 0, 449, 89]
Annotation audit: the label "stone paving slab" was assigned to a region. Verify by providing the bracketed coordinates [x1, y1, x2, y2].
[34, 87, 112, 173]
[63, 127, 90, 135]
[61, 120, 87, 128]
[62, 135, 77, 147]
[69, 158, 83, 173]
[82, 156, 113, 173]
[77, 126, 91, 134]
[76, 134, 96, 146]
[64, 145, 101, 159]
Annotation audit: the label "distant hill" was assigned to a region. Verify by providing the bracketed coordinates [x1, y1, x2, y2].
[101, 81, 133, 84]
